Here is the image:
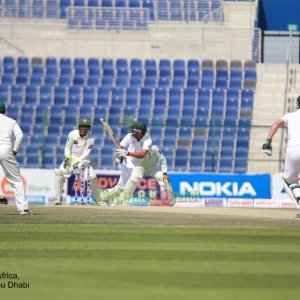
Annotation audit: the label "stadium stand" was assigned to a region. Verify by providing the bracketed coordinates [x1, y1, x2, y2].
[1, 55, 255, 172]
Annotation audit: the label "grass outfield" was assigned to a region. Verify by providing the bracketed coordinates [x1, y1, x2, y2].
[0, 205, 300, 300]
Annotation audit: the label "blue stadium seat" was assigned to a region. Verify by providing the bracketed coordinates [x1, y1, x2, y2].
[198, 0, 209, 21]
[0, 85, 9, 102]
[32, 0, 44, 18]
[170, 0, 182, 21]
[1, 74, 15, 86]
[115, 0, 126, 7]
[47, 0, 59, 18]
[159, 59, 171, 78]
[63, 106, 79, 124]
[68, 86, 82, 106]
[184, 0, 197, 22]
[142, 0, 155, 20]
[18, 0, 29, 18]
[157, 0, 168, 20]
[6, 104, 20, 121]
[17, 56, 29, 68]
[60, 0, 72, 18]
[130, 63, 142, 81]
[20, 105, 35, 125]
[125, 87, 139, 107]
[174, 148, 188, 171]
[40, 85, 53, 106]
[5, 0, 17, 17]
[197, 88, 210, 109]
[11, 85, 24, 105]
[53, 86, 67, 106]
[137, 105, 151, 124]
[88, 57, 100, 76]
[145, 59, 157, 78]
[25, 85, 38, 105]
[82, 86, 96, 106]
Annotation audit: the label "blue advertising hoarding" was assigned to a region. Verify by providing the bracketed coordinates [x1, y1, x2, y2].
[67, 172, 271, 200]
[169, 173, 271, 199]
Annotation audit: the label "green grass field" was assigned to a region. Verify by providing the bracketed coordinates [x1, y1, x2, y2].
[0, 205, 300, 300]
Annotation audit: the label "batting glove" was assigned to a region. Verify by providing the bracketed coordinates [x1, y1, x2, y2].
[63, 154, 72, 168]
[115, 148, 128, 157]
[261, 139, 272, 156]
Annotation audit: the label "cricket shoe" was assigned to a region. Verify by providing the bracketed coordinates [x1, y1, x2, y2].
[296, 210, 300, 218]
[281, 177, 300, 208]
[54, 200, 62, 205]
[19, 209, 32, 216]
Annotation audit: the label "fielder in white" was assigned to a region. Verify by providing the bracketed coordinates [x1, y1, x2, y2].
[99, 120, 152, 204]
[261, 96, 300, 217]
[54, 118, 99, 205]
[0, 101, 32, 215]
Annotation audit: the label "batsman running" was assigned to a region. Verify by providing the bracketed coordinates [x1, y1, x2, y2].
[54, 118, 99, 205]
[261, 95, 300, 217]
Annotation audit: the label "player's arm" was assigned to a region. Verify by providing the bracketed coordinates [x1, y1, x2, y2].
[64, 132, 73, 157]
[12, 122, 23, 156]
[77, 138, 95, 161]
[116, 147, 148, 159]
[261, 118, 285, 156]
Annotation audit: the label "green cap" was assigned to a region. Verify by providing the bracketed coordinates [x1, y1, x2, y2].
[78, 117, 92, 126]
[131, 120, 147, 134]
[0, 101, 6, 114]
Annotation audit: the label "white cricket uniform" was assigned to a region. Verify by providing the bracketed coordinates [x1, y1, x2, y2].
[140, 145, 169, 192]
[54, 129, 98, 204]
[58, 129, 96, 178]
[281, 109, 300, 183]
[141, 145, 167, 178]
[116, 133, 152, 188]
[0, 113, 29, 212]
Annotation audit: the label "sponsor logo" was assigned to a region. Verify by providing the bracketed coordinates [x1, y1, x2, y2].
[204, 198, 225, 207]
[180, 181, 257, 197]
[254, 199, 280, 208]
[228, 198, 253, 207]
[74, 140, 78, 144]
[27, 196, 46, 205]
[0, 176, 27, 195]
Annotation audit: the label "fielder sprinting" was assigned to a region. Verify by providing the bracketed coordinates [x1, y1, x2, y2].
[99, 120, 152, 204]
[0, 101, 32, 215]
[54, 118, 99, 205]
[261, 96, 300, 217]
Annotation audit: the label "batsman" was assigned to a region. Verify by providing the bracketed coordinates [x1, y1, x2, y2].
[99, 119, 172, 204]
[54, 118, 99, 205]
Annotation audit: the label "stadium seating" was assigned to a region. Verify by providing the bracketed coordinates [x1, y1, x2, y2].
[1, 56, 255, 172]
[0, 0, 225, 30]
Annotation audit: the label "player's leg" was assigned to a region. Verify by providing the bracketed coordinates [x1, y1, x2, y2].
[119, 166, 144, 204]
[282, 147, 300, 209]
[99, 163, 133, 205]
[54, 167, 65, 205]
[154, 171, 173, 205]
[0, 154, 31, 214]
[84, 165, 99, 204]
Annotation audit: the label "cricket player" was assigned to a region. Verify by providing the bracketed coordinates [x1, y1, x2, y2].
[118, 145, 173, 205]
[261, 96, 300, 217]
[0, 101, 32, 215]
[99, 120, 152, 203]
[54, 118, 99, 205]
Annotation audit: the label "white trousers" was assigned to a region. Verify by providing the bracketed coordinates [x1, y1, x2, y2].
[283, 145, 300, 184]
[0, 146, 28, 211]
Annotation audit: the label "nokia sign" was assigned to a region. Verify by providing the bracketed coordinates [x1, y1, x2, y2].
[180, 181, 257, 197]
[169, 173, 271, 199]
